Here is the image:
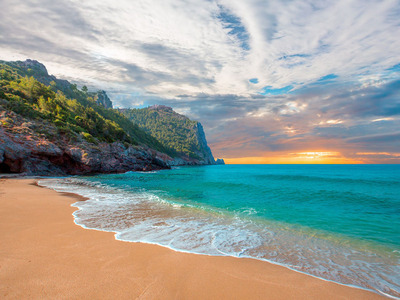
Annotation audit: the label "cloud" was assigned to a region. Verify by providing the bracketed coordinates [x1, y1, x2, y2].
[108, 75, 400, 161]
[2, 0, 400, 96]
[1, 0, 400, 162]
[347, 132, 400, 144]
[172, 77, 400, 160]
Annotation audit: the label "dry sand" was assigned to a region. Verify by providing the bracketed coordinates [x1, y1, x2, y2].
[0, 178, 386, 299]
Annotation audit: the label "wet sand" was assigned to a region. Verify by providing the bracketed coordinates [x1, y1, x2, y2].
[0, 178, 386, 299]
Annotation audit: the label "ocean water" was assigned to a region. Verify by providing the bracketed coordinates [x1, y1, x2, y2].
[40, 164, 400, 298]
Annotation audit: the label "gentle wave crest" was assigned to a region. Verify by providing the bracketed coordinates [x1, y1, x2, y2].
[40, 174, 400, 298]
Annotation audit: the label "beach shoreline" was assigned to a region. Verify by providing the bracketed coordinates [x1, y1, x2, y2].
[0, 178, 387, 299]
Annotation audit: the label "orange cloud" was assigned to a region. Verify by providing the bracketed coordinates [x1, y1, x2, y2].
[225, 151, 363, 164]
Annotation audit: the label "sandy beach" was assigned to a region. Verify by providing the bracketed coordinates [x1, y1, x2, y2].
[0, 178, 386, 299]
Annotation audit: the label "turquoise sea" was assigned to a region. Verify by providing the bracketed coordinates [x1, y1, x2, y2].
[40, 164, 400, 298]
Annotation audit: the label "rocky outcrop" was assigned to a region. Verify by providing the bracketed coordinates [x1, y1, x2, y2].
[194, 122, 215, 165]
[0, 59, 224, 175]
[19, 59, 48, 74]
[148, 104, 173, 113]
[1, 59, 114, 110]
[0, 108, 170, 175]
[95, 90, 113, 109]
[12, 59, 72, 93]
[215, 158, 225, 165]
[120, 105, 223, 166]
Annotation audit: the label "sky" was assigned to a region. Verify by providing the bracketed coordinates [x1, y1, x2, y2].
[1, 0, 400, 163]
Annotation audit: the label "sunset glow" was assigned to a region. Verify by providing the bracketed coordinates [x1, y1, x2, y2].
[225, 152, 363, 164]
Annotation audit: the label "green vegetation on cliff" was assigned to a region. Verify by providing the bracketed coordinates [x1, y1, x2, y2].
[120, 106, 206, 159]
[0, 61, 167, 152]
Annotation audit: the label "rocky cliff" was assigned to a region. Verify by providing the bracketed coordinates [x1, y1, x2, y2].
[215, 158, 225, 165]
[2, 59, 76, 98]
[95, 90, 113, 109]
[194, 122, 215, 165]
[0, 59, 223, 175]
[119, 105, 222, 165]
[0, 107, 171, 175]
[0, 60, 114, 110]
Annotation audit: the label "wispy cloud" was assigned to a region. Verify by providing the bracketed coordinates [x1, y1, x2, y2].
[2, 0, 399, 95]
[1, 0, 400, 162]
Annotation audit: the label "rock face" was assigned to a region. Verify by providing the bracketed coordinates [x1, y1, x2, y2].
[12, 59, 72, 93]
[120, 105, 222, 165]
[1, 59, 114, 109]
[19, 59, 48, 74]
[0, 108, 170, 175]
[95, 90, 113, 109]
[215, 158, 225, 165]
[0, 59, 224, 175]
[148, 104, 173, 112]
[194, 122, 215, 165]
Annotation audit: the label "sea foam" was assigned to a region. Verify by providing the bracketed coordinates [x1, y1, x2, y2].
[39, 169, 400, 298]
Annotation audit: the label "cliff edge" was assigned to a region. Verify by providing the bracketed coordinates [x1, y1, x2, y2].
[0, 60, 223, 175]
[119, 105, 222, 165]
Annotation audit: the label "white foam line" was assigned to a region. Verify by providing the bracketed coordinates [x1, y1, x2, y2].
[38, 178, 399, 299]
